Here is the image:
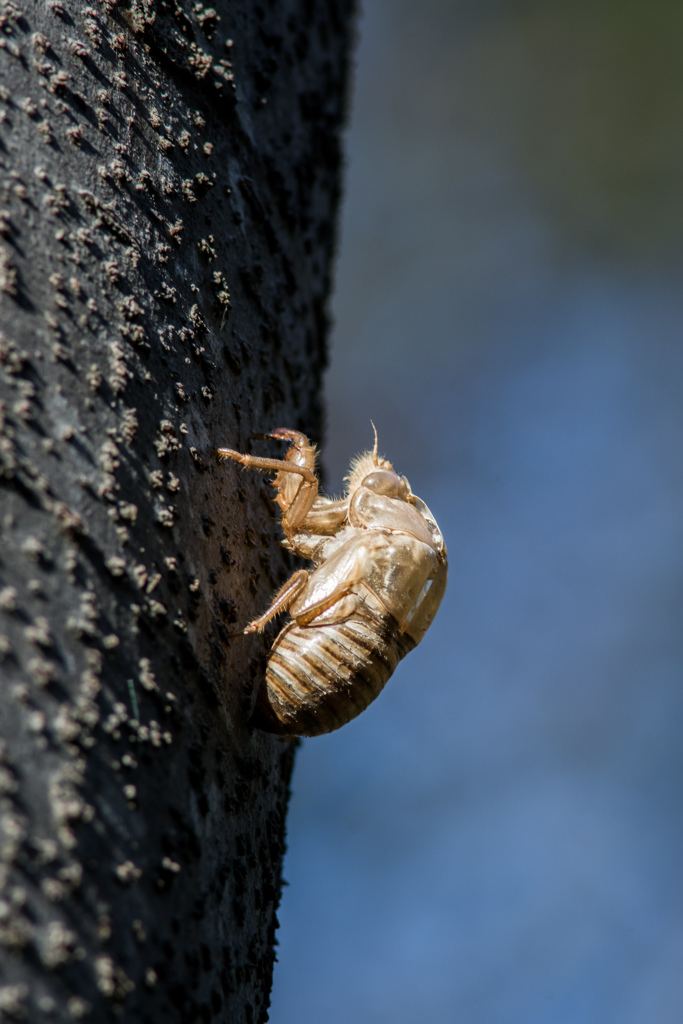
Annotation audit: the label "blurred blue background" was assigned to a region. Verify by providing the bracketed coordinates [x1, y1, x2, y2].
[270, 2, 683, 1021]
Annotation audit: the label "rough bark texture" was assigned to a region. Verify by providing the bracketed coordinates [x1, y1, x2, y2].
[0, 0, 352, 1020]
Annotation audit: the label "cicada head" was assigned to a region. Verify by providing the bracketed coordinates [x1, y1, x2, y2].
[343, 424, 413, 501]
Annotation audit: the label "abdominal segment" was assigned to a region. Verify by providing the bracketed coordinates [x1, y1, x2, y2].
[254, 609, 416, 737]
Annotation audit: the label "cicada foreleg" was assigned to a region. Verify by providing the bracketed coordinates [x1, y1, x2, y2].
[216, 435, 319, 533]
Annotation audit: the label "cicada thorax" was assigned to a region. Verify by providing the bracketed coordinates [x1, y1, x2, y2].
[254, 603, 417, 737]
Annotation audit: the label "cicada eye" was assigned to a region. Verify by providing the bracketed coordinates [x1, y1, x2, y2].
[362, 469, 403, 497]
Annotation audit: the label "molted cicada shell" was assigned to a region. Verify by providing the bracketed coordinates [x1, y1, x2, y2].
[217, 428, 447, 737]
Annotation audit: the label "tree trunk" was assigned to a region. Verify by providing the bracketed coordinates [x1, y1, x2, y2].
[0, 1, 352, 1020]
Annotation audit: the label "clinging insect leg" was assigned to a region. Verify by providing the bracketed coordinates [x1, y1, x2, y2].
[215, 446, 319, 531]
[215, 448, 317, 485]
[267, 429, 323, 527]
[243, 569, 309, 634]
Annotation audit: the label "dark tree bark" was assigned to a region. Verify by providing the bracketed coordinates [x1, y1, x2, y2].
[0, 1, 352, 1020]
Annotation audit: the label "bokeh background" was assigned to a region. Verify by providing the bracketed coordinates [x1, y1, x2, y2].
[270, 2, 683, 1021]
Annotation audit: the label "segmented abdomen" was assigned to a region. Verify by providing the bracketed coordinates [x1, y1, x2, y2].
[257, 611, 416, 737]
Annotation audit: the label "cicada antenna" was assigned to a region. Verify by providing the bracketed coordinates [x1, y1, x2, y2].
[370, 421, 379, 467]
